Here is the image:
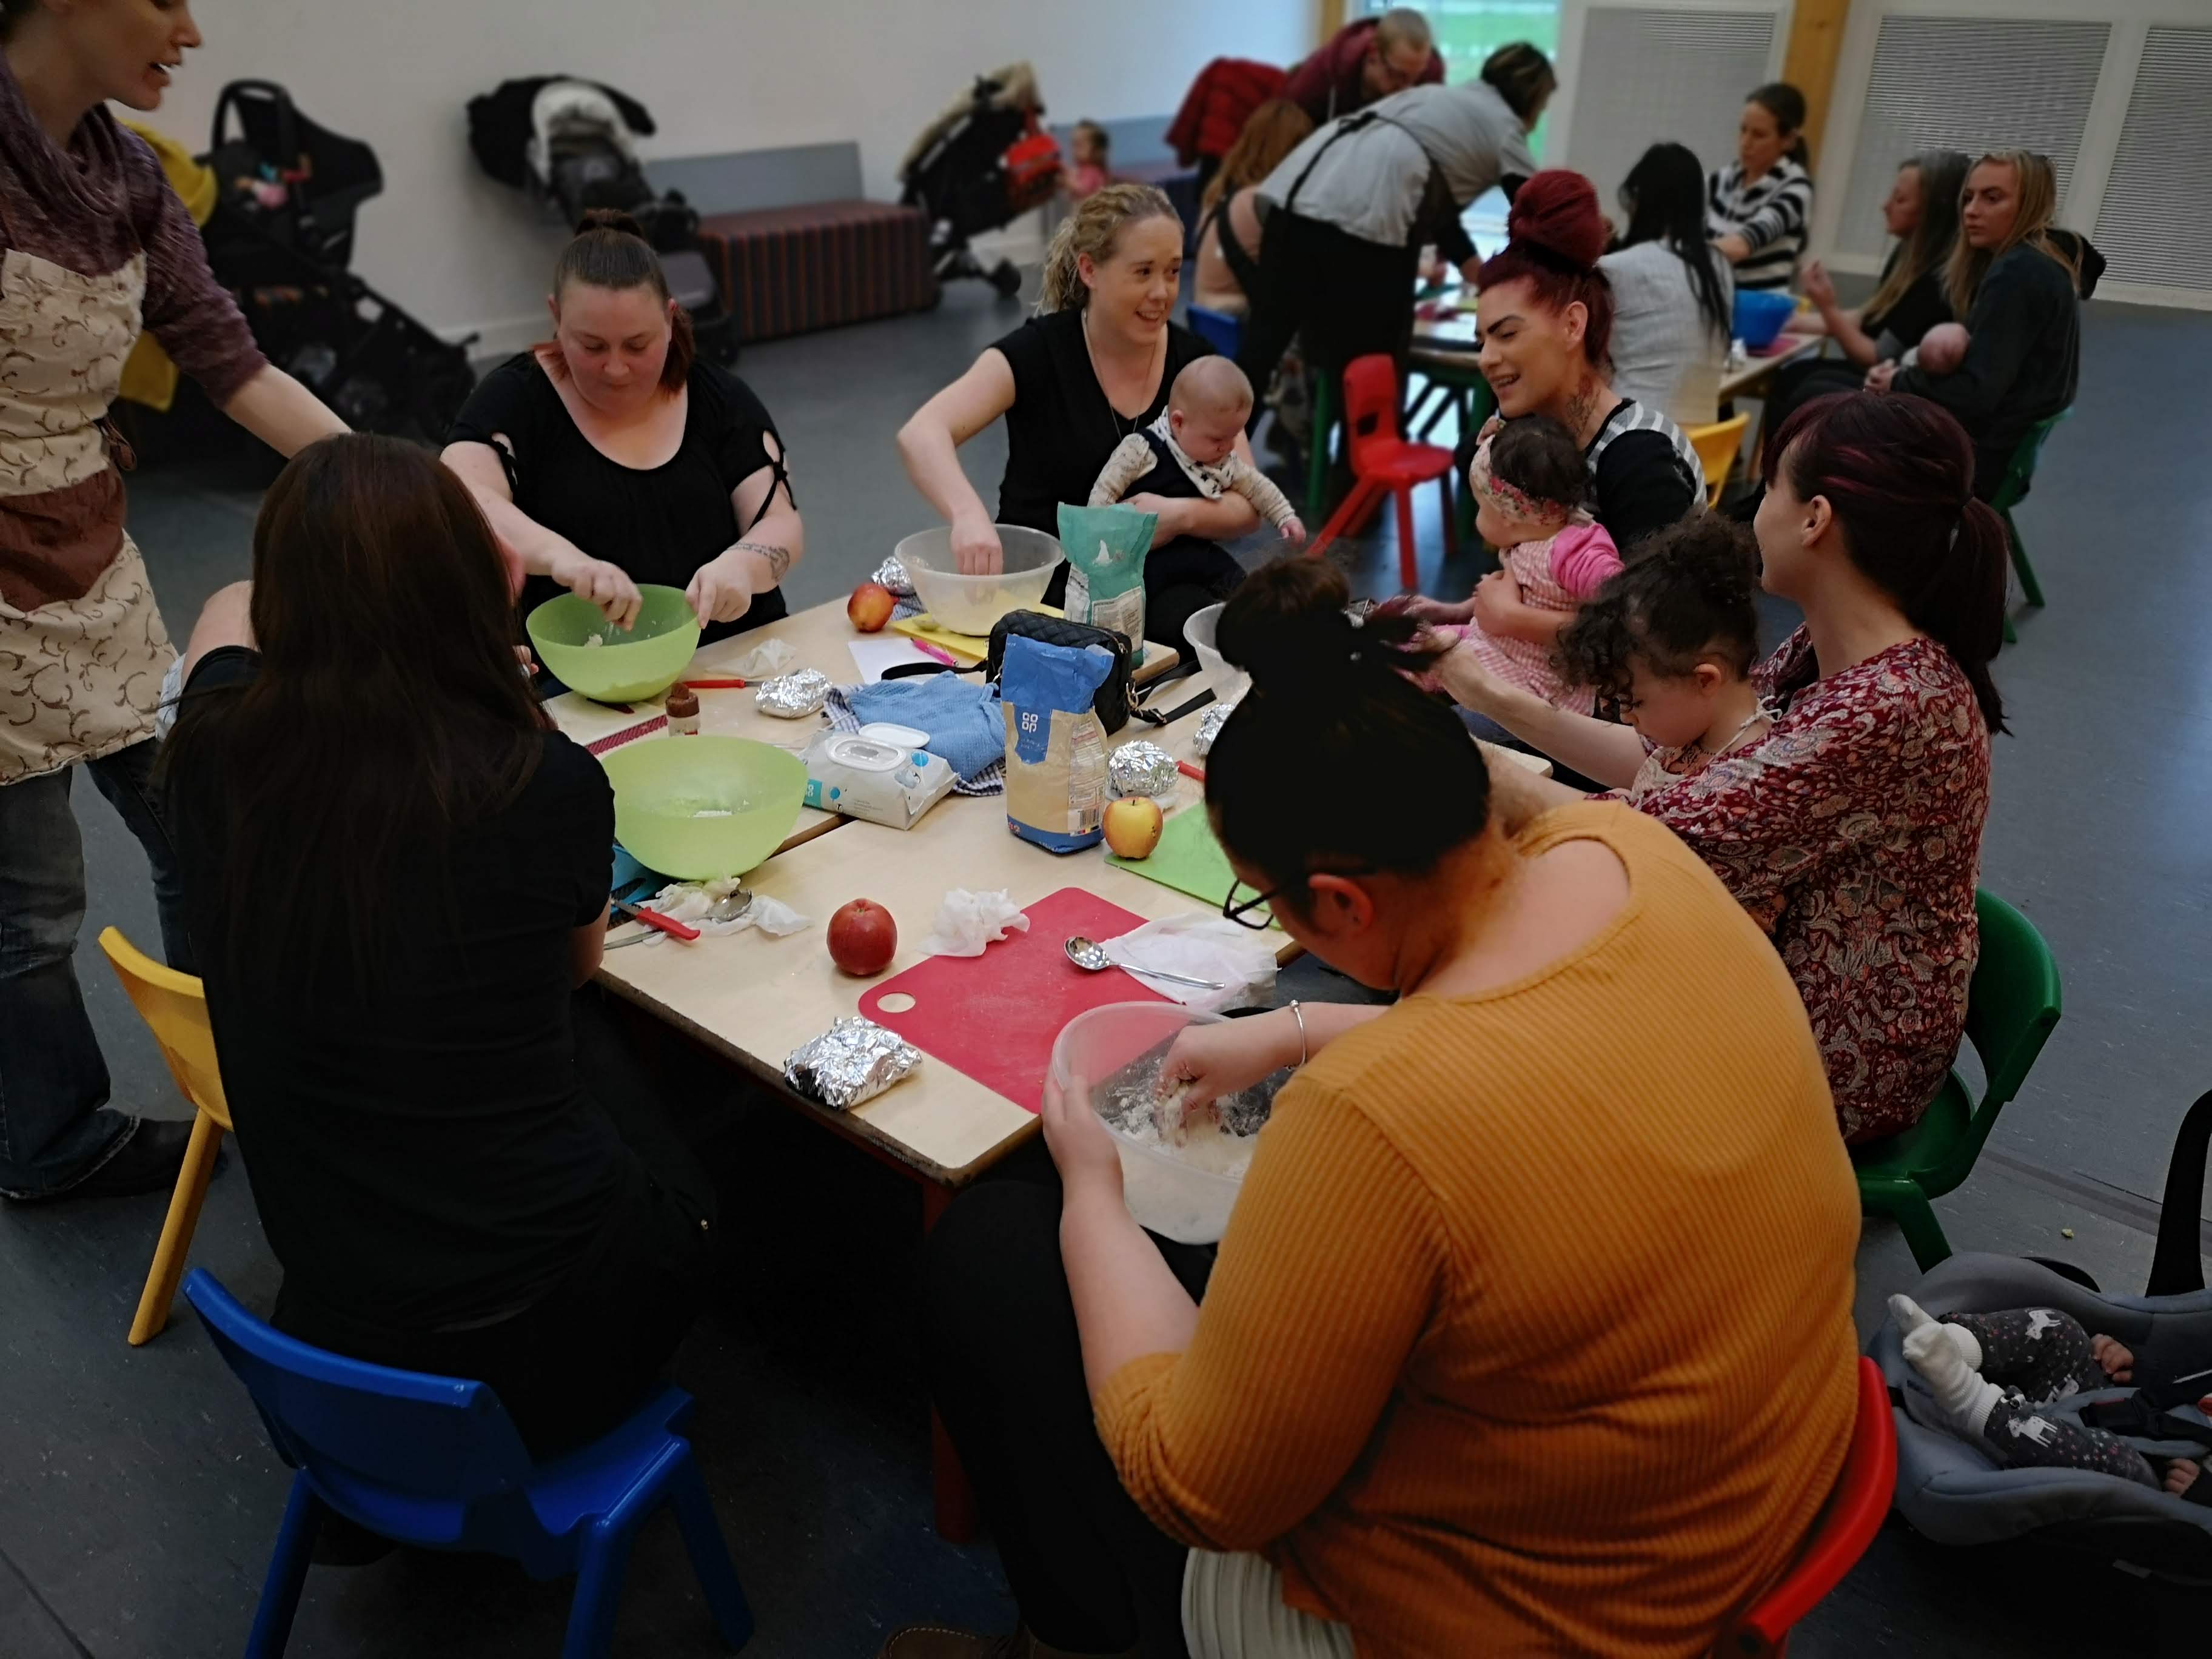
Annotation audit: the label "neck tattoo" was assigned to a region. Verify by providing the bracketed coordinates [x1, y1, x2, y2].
[1563, 376, 1602, 443]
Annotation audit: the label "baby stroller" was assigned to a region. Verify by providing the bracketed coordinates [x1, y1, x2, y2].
[199, 81, 475, 441]
[466, 76, 737, 364]
[898, 62, 1062, 297]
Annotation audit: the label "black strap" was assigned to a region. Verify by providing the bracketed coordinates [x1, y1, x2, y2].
[2077, 1395, 2212, 1450]
[1284, 109, 1452, 253]
[1200, 203, 1264, 299]
[490, 434, 523, 499]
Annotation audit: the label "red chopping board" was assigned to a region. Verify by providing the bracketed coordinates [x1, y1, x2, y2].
[858, 886, 1171, 1114]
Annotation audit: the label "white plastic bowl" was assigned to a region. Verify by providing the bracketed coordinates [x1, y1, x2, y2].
[896, 523, 1062, 637]
[1051, 1001, 1285, 1244]
[1182, 603, 1250, 709]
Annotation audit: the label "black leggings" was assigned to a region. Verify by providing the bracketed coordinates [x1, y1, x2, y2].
[275, 988, 719, 1458]
[925, 1176, 1216, 1656]
[1236, 209, 1419, 436]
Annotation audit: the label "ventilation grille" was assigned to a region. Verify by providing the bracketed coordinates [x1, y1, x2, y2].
[1834, 16, 2108, 261]
[1564, 8, 1779, 212]
[2094, 27, 2212, 291]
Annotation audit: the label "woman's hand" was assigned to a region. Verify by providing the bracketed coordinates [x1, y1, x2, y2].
[1160, 1011, 1302, 1112]
[1864, 360, 1899, 394]
[1800, 260, 1837, 313]
[951, 512, 1005, 576]
[1125, 492, 1183, 548]
[1041, 1074, 1124, 1201]
[1433, 634, 1510, 714]
[1402, 594, 1478, 628]
[685, 549, 763, 626]
[548, 545, 643, 628]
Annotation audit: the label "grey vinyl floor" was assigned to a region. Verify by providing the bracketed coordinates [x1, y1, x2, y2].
[5, 270, 2208, 1657]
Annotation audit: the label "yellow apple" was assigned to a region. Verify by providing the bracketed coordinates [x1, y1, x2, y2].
[1103, 796, 1164, 859]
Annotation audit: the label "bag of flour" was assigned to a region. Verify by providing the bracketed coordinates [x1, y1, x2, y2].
[1056, 503, 1155, 669]
[1000, 633, 1114, 853]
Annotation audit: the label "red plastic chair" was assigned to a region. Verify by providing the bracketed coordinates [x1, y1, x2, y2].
[1305, 354, 1456, 588]
[1714, 1356, 1897, 1657]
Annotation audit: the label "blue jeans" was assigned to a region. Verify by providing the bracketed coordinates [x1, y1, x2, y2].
[0, 739, 193, 1197]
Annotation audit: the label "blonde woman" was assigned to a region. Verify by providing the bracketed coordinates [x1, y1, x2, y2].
[896, 183, 1258, 649]
[1191, 100, 1312, 317]
[1881, 150, 2083, 498]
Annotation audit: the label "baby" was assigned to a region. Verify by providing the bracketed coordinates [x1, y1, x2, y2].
[1901, 320, 1971, 376]
[1893, 1295, 2212, 1502]
[1088, 357, 1306, 543]
[1410, 418, 1621, 713]
[1064, 121, 1110, 202]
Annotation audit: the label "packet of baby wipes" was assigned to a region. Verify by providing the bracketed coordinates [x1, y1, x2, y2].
[1055, 503, 1153, 669]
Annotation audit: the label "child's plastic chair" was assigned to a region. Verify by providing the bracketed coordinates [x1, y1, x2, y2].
[1305, 355, 1456, 588]
[1712, 1356, 1897, 1657]
[1184, 304, 1242, 359]
[1686, 414, 1751, 509]
[96, 927, 232, 1346]
[1988, 407, 2068, 644]
[183, 1269, 753, 1658]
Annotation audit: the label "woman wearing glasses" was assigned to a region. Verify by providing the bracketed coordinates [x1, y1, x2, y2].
[890, 560, 1862, 1659]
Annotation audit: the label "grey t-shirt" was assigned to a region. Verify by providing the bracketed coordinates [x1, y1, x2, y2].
[1598, 241, 1734, 427]
[1258, 81, 1537, 249]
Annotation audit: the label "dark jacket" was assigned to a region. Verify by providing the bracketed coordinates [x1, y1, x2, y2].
[1283, 20, 1444, 126]
[1167, 58, 1289, 165]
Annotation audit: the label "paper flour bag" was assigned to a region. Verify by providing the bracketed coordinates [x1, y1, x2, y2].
[1001, 633, 1114, 853]
[1056, 503, 1154, 668]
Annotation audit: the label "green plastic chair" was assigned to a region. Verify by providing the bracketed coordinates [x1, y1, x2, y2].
[1989, 409, 2068, 645]
[1851, 889, 2062, 1271]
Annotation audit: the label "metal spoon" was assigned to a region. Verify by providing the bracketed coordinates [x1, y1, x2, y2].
[1064, 935, 1224, 990]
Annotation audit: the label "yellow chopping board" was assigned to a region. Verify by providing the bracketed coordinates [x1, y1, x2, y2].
[890, 608, 1182, 686]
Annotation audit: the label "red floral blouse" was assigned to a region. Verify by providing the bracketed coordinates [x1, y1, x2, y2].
[1629, 629, 1990, 1142]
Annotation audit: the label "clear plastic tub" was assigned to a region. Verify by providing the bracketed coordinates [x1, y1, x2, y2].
[896, 523, 1062, 637]
[1050, 1000, 1288, 1244]
[1182, 602, 1250, 709]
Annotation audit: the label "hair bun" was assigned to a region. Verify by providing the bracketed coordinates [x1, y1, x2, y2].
[1216, 559, 1358, 691]
[1505, 170, 1607, 270]
[575, 207, 647, 240]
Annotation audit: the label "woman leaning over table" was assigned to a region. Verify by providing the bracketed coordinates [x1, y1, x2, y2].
[884, 558, 1861, 1659]
[1440, 389, 2005, 1145]
[0, 0, 345, 1204]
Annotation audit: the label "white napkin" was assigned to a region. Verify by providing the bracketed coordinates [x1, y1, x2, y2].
[729, 637, 799, 679]
[645, 879, 810, 938]
[920, 888, 1030, 957]
[1101, 914, 1276, 1013]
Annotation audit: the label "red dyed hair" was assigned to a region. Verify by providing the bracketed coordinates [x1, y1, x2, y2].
[1476, 170, 1615, 366]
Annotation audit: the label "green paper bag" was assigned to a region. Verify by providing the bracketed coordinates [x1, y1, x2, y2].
[1056, 503, 1154, 668]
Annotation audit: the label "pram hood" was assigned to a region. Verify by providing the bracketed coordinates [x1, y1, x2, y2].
[468, 75, 656, 193]
[897, 62, 1044, 184]
[530, 81, 640, 188]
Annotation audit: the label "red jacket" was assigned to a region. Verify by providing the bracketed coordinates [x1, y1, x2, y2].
[1283, 19, 1444, 126]
[1165, 58, 1289, 165]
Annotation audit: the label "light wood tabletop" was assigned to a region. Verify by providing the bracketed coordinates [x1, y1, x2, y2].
[1719, 333, 1823, 401]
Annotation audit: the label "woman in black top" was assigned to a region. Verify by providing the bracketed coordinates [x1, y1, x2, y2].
[163, 436, 715, 1456]
[896, 184, 1256, 651]
[444, 210, 802, 646]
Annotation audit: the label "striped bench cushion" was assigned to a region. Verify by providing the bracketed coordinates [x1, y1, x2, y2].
[697, 201, 939, 344]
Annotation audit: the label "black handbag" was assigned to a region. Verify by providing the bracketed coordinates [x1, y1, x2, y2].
[880, 609, 1134, 733]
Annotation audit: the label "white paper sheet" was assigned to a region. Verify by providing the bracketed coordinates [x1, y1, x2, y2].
[848, 638, 941, 684]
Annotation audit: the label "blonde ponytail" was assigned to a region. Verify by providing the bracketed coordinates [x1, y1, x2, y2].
[1036, 182, 1179, 315]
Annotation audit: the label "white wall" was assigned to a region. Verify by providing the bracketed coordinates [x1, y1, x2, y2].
[151, 1, 1318, 352]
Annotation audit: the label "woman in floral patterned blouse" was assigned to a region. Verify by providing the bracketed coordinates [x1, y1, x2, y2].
[1444, 390, 2009, 1143]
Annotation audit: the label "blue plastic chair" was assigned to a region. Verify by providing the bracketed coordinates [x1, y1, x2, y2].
[183, 1269, 753, 1658]
[1184, 304, 1242, 358]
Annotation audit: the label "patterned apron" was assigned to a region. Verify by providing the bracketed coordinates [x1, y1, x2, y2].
[0, 247, 172, 784]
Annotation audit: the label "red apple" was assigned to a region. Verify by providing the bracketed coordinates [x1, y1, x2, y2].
[828, 898, 898, 976]
[1102, 796, 1164, 859]
[847, 582, 896, 633]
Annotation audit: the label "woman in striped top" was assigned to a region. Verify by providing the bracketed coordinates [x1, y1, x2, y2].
[1708, 82, 1814, 293]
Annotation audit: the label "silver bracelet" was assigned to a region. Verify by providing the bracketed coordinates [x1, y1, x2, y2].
[1288, 999, 1308, 1067]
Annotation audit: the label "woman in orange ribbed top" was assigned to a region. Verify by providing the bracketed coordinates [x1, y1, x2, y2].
[890, 561, 1862, 1659]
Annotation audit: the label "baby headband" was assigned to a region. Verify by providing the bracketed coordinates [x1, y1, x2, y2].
[1472, 440, 1575, 523]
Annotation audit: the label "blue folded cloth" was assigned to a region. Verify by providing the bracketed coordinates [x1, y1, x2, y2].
[848, 674, 1006, 781]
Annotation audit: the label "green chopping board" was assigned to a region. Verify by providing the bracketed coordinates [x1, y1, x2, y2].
[1105, 806, 1278, 929]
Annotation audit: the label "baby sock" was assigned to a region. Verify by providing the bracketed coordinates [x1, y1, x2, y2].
[1901, 1315, 2005, 1441]
[1888, 1293, 1983, 1370]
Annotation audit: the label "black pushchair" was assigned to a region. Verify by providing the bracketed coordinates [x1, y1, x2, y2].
[200, 81, 475, 441]
[466, 76, 737, 365]
[898, 62, 1062, 297]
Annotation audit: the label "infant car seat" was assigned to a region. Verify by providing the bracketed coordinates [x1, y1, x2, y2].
[1874, 1087, 2212, 1583]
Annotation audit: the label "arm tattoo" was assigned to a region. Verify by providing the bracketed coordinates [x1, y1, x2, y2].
[734, 541, 793, 583]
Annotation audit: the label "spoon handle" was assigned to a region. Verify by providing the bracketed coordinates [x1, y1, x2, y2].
[1122, 963, 1225, 990]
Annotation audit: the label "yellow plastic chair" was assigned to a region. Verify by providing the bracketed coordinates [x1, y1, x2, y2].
[96, 927, 232, 1345]
[1686, 414, 1751, 509]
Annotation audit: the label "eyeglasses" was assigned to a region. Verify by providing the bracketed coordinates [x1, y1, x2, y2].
[1221, 866, 1376, 930]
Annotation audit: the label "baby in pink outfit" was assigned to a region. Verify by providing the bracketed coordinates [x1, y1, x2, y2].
[1415, 417, 1623, 712]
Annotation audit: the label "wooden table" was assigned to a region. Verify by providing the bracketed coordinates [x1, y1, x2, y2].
[1720, 333, 1823, 401]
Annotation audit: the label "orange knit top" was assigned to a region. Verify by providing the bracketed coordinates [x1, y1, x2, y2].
[1095, 802, 1863, 1657]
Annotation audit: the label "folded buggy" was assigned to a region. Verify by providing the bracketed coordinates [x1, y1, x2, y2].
[466, 76, 737, 364]
[199, 81, 475, 441]
[898, 62, 1062, 297]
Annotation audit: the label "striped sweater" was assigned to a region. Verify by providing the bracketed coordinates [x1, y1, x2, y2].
[1708, 156, 1814, 292]
[1096, 802, 1863, 1658]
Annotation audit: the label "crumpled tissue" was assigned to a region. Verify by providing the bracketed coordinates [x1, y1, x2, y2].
[729, 637, 799, 679]
[644, 879, 810, 939]
[919, 888, 1030, 957]
[1101, 913, 1277, 1013]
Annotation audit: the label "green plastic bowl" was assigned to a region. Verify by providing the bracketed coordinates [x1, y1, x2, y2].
[528, 584, 700, 704]
[600, 734, 808, 880]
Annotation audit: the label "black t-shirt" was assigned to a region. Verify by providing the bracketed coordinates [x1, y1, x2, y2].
[991, 308, 1215, 537]
[447, 353, 791, 645]
[166, 648, 631, 1334]
[1863, 244, 1953, 360]
[1589, 426, 1701, 550]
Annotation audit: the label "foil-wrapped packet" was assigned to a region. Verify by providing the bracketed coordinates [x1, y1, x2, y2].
[755, 668, 831, 719]
[785, 1016, 922, 1111]
[1108, 739, 1178, 799]
[872, 554, 916, 597]
[1193, 701, 1234, 758]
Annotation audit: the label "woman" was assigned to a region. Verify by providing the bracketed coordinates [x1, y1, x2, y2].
[1886, 151, 2081, 499]
[444, 210, 802, 644]
[891, 560, 1862, 1659]
[1190, 99, 1312, 318]
[1600, 141, 1735, 425]
[1235, 44, 1555, 412]
[1445, 169, 1704, 560]
[897, 184, 1253, 651]
[1706, 82, 1814, 292]
[0, 0, 345, 1204]
[1441, 390, 2005, 1144]
[163, 436, 715, 1456]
